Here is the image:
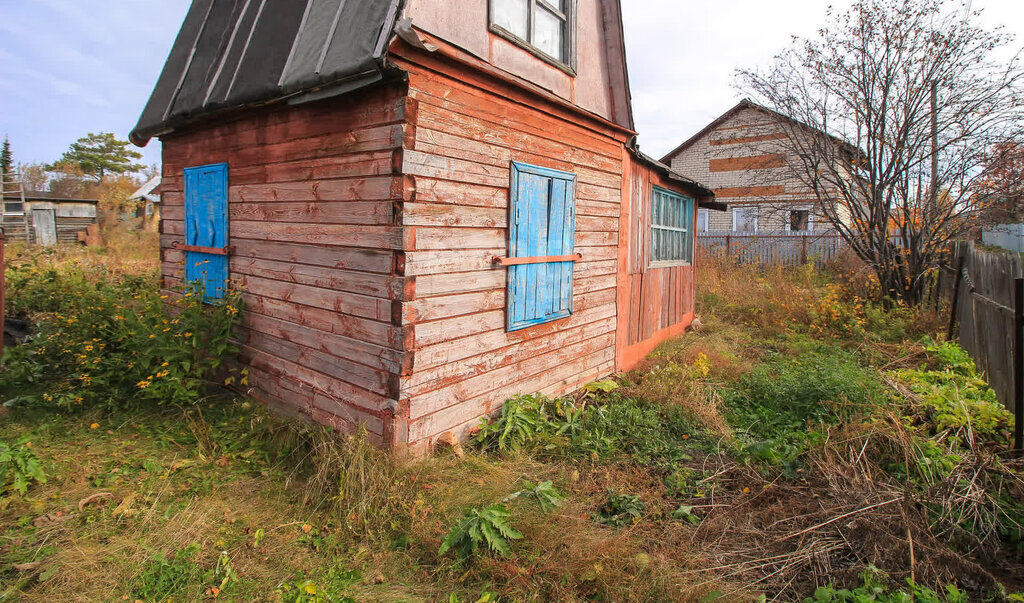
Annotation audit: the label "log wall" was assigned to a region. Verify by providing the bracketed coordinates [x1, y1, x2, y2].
[391, 48, 631, 454]
[159, 84, 411, 447]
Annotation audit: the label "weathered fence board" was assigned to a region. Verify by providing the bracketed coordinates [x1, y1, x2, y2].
[698, 233, 846, 267]
[946, 241, 1024, 450]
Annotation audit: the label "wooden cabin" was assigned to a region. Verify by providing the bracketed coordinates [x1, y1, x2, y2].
[1, 193, 98, 246]
[131, 0, 722, 455]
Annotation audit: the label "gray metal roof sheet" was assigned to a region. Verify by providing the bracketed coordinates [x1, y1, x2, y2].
[131, 0, 401, 146]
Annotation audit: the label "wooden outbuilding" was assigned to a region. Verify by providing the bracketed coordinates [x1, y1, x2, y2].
[1, 193, 99, 246]
[132, 0, 722, 455]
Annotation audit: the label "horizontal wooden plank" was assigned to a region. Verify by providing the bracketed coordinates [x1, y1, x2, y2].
[230, 176, 399, 203]
[230, 256, 401, 300]
[407, 347, 615, 440]
[409, 332, 615, 419]
[229, 239, 394, 274]
[409, 312, 617, 390]
[243, 292, 404, 349]
[240, 274, 392, 323]
[414, 270, 505, 297]
[404, 289, 505, 324]
[228, 201, 395, 225]
[230, 221, 403, 249]
[403, 203, 506, 228]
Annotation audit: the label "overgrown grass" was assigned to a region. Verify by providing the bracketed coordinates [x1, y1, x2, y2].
[2, 246, 1022, 600]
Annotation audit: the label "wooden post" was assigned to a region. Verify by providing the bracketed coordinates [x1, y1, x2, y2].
[947, 251, 965, 342]
[801, 235, 808, 265]
[725, 235, 731, 261]
[1014, 277, 1024, 455]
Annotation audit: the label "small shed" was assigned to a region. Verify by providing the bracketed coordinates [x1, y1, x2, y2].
[1, 192, 99, 245]
[132, 0, 721, 455]
[127, 176, 162, 231]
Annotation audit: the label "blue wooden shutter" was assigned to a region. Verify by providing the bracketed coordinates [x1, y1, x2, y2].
[507, 162, 576, 331]
[183, 163, 229, 300]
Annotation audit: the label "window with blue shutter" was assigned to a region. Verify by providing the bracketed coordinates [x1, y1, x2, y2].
[650, 186, 694, 266]
[183, 163, 229, 300]
[506, 162, 577, 331]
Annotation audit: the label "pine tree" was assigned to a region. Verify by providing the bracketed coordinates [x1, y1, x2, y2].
[0, 136, 12, 178]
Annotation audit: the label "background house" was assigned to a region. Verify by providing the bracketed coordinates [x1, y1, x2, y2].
[1, 191, 98, 245]
[131, 0, 719, 455]
[662, 99, 851, 235]
[127, 175, 161, 231]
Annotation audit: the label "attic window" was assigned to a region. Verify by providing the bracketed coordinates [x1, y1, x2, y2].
[491, 0, 576, 71]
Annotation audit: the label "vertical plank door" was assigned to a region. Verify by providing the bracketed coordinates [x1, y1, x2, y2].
[183, 163, 230, 300]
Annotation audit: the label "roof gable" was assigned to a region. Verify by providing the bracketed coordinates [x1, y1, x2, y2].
[660, 99, 859, 164]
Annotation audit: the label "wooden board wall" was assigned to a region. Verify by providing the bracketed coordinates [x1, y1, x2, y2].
[390, 49, 632, 454]
[158, 84, 411, 447]
[616, 158, 696, 370]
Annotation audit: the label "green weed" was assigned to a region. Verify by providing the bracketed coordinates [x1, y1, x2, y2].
[595, 492, 645, 527]
[0, 434, 46, 496]
[130, 544, 204, 602]
[439, 503, 523, 559]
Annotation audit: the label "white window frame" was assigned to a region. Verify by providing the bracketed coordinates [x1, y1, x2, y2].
[732, 206, 758, 233]
[489, 0, 577, 74]
[649, 186, 695, 268]
[697, 208, 710, 233]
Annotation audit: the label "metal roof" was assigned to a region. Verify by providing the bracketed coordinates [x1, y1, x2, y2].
[130, 0, 403, 146]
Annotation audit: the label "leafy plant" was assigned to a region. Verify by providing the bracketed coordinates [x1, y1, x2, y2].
[0, 434, 47, 496]
[596, 492, 645, 527]
[439, 504, 523, 558]
[805, 567, 967, 602]
[506, 480, 565, 512]
[475, 394, 554, 452]
[276, 569, 361, 603]
[131, 544, 204, 601]
[0, 258, 241, 411]
[672, 505, 702, 525]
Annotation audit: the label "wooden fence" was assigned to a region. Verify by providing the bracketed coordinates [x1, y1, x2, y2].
[697, 233, 847, 267]
[945, 240, 1024, 451]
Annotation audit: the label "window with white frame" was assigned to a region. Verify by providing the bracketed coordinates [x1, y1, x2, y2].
[733, 206, 758, 232]
[697, 208, 709, 233]
[650, 186, 694, 265]
[490, 0, 575, 68]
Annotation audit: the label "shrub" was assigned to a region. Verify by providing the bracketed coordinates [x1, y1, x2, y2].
[439, 503, 523, 558]
[1, 257, 240, 411]
[0, 434, 47, 496]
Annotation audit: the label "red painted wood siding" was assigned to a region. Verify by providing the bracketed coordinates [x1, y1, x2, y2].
[390, 48, 630, 454]
[159, 84, 411, 447]
[616, 158, 696, 370]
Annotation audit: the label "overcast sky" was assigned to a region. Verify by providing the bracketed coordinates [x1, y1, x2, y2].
[0, 0, 1021, 170]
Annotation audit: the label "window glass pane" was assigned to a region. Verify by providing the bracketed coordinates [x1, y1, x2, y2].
[493, 0, 529, 39]
[533, 6, 563, 60]
[697, 209, 708, 232]
[735, 207, 757, 232]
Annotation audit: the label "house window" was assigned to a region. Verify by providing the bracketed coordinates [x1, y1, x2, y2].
[697, 208, 709, 233]
[650, 187, 694, 266]
[3, 202, 24, 214]
[733, 206, 758, 233]
[506, 162, 577, 331]
[788, 209, 811, 233]
[491, 0, 575, 68]
[183, 163, 230, 301]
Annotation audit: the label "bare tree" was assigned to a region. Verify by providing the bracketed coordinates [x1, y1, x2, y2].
[738, 0, 1023, 305]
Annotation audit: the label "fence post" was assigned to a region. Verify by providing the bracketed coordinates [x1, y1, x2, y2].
[947, 250, 965, 342]
[1014, 278, 1024, 455]
[801, 235, 808, 265]
[725, 235, 732, 262]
